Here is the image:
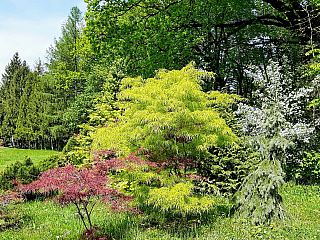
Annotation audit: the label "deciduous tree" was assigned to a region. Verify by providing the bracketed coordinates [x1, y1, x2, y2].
[19, 165, 135, 231]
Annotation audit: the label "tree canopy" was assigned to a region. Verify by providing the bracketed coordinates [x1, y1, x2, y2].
[83, 0, 320, 92]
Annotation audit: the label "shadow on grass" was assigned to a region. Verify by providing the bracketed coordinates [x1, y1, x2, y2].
[98, 213, 140, 239]
[96, 200, 233, 239]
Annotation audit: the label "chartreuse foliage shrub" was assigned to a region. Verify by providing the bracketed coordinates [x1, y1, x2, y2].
[147, 182, 215, 217]
[91, 64, 240, 176]
[38, 150, 89, 172]
[62, 136, 79, 154]
[87, 64, 248, 220]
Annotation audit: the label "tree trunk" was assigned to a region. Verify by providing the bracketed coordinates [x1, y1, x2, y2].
[11, 136, 15, 148]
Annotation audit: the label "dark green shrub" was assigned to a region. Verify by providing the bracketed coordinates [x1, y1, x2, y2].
[195, 144, 259, 195]
[0, 157, 41, 190]
[286, 151, 320, 184]
[37, 154, 63, 172]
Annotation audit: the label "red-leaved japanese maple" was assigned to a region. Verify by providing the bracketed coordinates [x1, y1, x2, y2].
[19, 165, 135, 231]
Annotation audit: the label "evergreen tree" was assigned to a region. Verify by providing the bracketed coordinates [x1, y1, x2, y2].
[38, 74, 69, 150]
[232, 61, 318, 224]
[0, 53, 31, 147]
[0, 53, 23, 140]
[15, 72, 43, 149]
[44, 7, 88, 139]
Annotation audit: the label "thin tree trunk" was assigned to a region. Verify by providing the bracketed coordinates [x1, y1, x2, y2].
[11, 136, 15, 148]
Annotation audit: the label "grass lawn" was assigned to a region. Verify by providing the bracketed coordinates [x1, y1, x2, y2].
[1, 182, 320, 239]
[0, 147, 60, 171]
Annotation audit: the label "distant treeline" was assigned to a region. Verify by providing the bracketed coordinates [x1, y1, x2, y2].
[0, 53, 69, 150]
[1, 0, 320, 150]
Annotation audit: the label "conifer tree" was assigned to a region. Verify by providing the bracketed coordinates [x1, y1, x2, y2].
[15, 72, 43, 149]
[38, 74, 69, 150]
[0, 53, 23, 143]
[233, 107, 289, 224]
[0, 53, 31, 147]
[232, 62, 312, 224]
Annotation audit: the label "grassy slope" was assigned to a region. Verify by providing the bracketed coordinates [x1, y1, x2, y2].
[1, 182, 320, 239]
[0, 147, 60, 171]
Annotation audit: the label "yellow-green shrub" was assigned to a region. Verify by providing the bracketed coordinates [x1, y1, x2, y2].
[91, 64, 240, 176]
[147, 182, 215, 216]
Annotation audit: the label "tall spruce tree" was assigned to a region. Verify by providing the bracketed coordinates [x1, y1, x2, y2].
[44, 7, 88, 140]
[0, 53, 22, 134]
[0, 53, 31, 147]
[15, 72, 43, 149]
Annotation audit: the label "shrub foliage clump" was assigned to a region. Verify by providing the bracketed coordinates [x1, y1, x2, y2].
[196, 144, 259, 195]
[19, 163, 137, 231]
[91, 63, 240, 178]
[0, 157, 40, 190]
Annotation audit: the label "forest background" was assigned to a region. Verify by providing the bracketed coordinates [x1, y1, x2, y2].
[0, 0, 320, 235]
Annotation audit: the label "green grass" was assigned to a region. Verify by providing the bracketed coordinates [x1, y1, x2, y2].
[1, 182, 320, 239]
[0, 147, 60, 171]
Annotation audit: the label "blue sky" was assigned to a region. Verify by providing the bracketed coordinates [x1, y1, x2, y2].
[0, 0, 87, 77]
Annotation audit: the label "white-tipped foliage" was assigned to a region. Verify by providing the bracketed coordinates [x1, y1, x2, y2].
[234, 61, 318, 224]
[236, 61, 317, 157]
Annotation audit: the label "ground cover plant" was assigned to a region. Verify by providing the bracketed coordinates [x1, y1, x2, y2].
[0, 190, 23, 229]
[0, 182, 320, 239]
[0, 148, 60, 171]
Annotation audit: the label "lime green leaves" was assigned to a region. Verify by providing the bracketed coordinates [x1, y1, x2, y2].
[91, 64, 239, 159]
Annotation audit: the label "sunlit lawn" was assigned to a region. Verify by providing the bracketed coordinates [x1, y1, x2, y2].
[1, 183, 320, 239]
[0, 147, 60, 171]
